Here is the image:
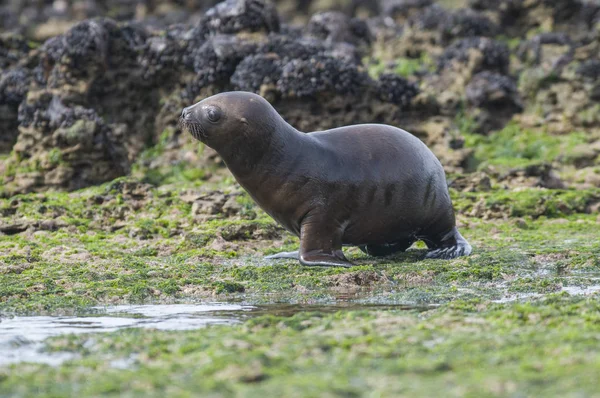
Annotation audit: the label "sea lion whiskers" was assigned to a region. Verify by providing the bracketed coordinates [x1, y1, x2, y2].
[180, 119, 207, 141]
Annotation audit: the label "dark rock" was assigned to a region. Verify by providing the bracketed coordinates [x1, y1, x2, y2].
[376, 74, 419, 109]
[466, 71, 522, 110]
[0, 67, 32, 152]
[438, 8, 497, 42]
[277, 55, 368, 97]
[576, 60, 600, 81]
[466, 71, 522, 133]
[305, 11, 371, 47]
[437, 37, 510, 74]
[0, 67, 31, 106]
[202, 0, 280, 35]
[257, 34, 326, 61]
[517, 33, 574, 74]
[381, 0, 433, 21]
[0, 33, 31, 70]
[231, 53, 283, 93]
[409, 5, 497, 42]
[469, 0, 598, 37]
[8, 95, 130, 193]
[525, 164, 566, 189]
[448, 172, 492, 192]
[184, 34, 258, 99]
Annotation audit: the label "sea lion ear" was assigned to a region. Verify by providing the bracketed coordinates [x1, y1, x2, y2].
[239, 117, 249, 125]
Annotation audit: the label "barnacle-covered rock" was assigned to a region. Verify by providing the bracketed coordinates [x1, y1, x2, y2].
[277, 55, 368, 98]
[437, 37, 510, 75]
[409, 5, 497, 43]
[376, 73, 419, 109]
[381, 0, 433, 23]
[184, 34, 259, 99]
[370, 5, 496, 63]
[517, 57, 600, 134]
[0, 33, 32, 70]
[202, 0, 280, 35]
[305, 11, 371, 48]
[466, 71, 523, 133]
[0, 67, 32, 152]
[418, 37, 510, 115]
[516, 33, 575, 75]
[576, 59, 600, 82]
[0, 67, 30, 107]
[3, 94, 129, 193]
[469, 0, 599, 37]
[437, 8, 497, 43]
[257, 34, 326, 61]
[231, 53, 283, 93]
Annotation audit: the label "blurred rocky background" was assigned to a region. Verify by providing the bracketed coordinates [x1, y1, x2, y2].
[1, 0, 599, 195]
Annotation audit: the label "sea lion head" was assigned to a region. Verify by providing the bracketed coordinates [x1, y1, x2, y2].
[180, 91, 282, 151]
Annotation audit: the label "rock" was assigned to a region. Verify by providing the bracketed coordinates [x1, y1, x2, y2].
[469, 0, 599, 37]
[305, 11, 371, 48]
[437, 37, 510, 75]
[219, 222, 281, 241]
[465, 71, 523, 134]
[376, 74, 419, 109]
[231, 53, 283, 93]
[381, 0, 433, 23]
[184, 34, 259, 99]
[449, 172, 492, 192]
[191, 191, 229, 217]
[326, 270, 389, 288]
[5, 94, 130, 193]
[202, 0, 280, 35]
[0, 67, 31, 152]
[278, 55, 368, 97]
[409, 5, 497, 43]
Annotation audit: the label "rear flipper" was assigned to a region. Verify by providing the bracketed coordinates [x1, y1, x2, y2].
[425, 227, 472, 260]
[359, 239, 414, 257]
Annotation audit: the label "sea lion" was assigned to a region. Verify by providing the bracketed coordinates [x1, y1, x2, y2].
[180, 91, 472, 267]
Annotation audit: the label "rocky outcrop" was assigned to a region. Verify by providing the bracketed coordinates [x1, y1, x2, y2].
[1, 0, 599, 195]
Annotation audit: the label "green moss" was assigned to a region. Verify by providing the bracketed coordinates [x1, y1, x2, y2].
[2, 296, 600, 396]
[367, 54, 434, 79]
[451, 187, 599, 218]
[0, 179, 598, 314]
[211, 281, 246, 294]
[463, 122, 589, 170]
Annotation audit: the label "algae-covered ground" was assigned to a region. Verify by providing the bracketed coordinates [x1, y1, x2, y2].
[2, 0, 600, 395]
[4, 296, 600, 397]
[1, 122, 600, 396]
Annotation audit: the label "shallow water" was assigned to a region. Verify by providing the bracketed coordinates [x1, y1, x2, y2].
[0, 302, 423, 366]
[0, 303, 252, 366]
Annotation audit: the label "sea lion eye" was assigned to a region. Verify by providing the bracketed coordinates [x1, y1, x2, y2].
[206, 106, 221, 123]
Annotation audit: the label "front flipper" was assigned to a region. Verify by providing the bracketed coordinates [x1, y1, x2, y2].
[265, 251, 299, 260]
[298, 217, 352, 268]
[425, 227, 472, 260]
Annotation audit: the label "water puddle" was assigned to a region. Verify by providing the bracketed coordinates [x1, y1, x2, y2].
[0, 302, 422, 367]
[493, 284, 600, 304]
[561, 285, 600, 296]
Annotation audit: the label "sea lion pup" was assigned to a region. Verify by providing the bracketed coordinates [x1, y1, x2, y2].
[180, 91, 472, 267]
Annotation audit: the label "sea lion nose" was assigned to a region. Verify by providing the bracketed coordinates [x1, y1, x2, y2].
[181, 107, 191, 119]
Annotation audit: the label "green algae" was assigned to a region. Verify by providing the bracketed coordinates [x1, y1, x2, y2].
[1, 119, 599, 395]
[461, 122, 591, 171]
[367, 54, 434, 79]
[1, 179, 598, 313]
[2, 295, 600, 397]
